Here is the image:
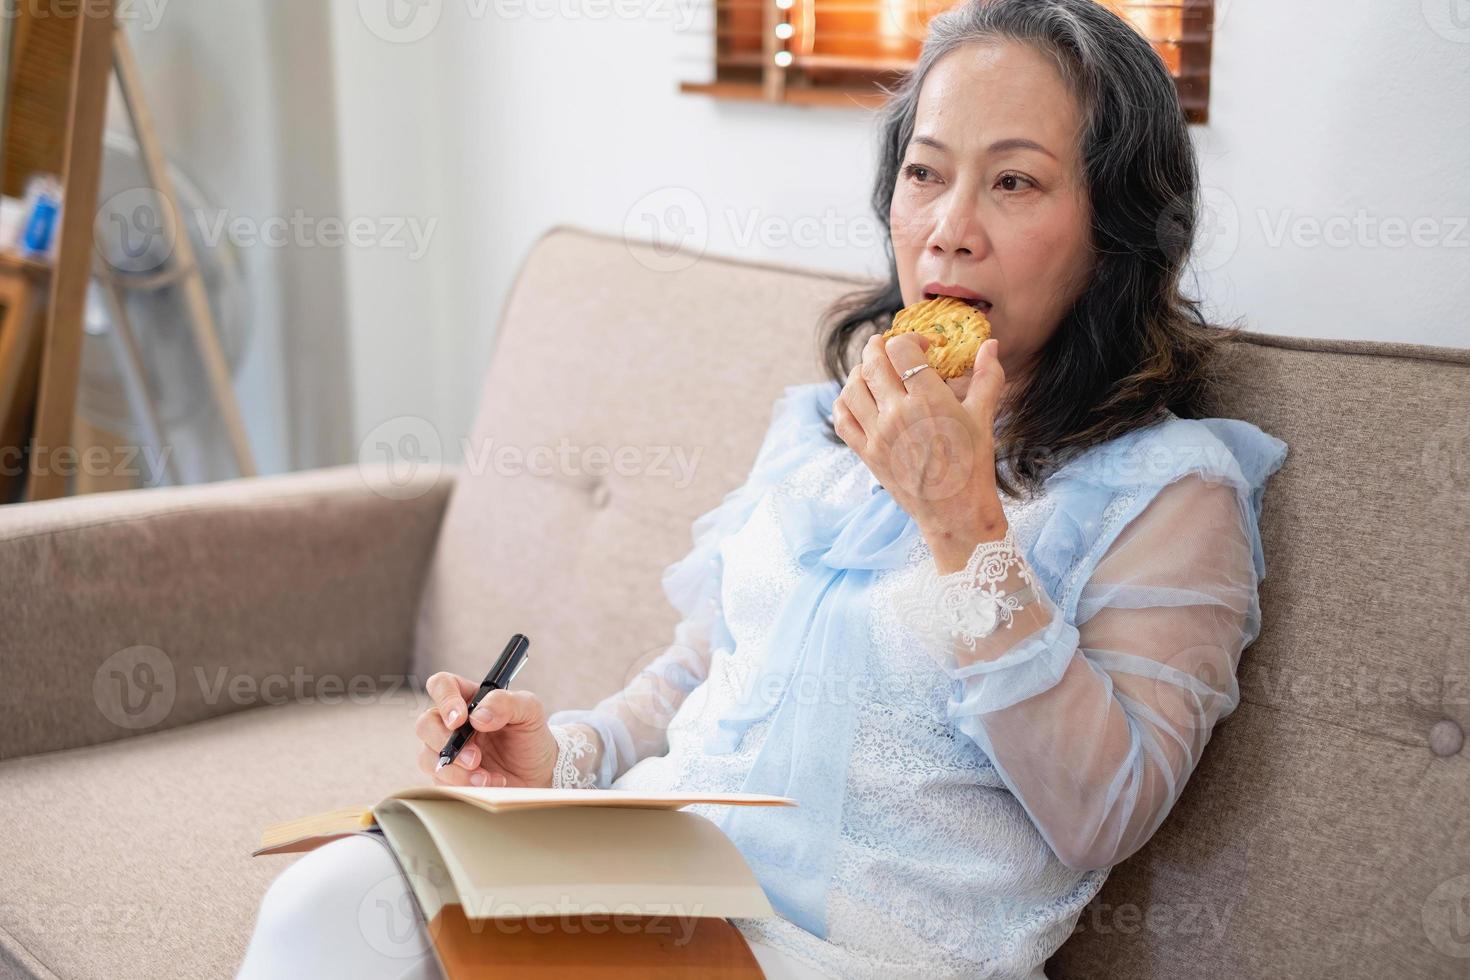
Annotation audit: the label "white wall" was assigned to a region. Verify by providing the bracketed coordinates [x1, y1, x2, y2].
[327, 3, 457, 467]
[325, 0, 1469, 464]
[1191, 0, 1470, 349]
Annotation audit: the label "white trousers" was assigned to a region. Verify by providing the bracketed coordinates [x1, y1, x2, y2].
[237, 835, 830, 979]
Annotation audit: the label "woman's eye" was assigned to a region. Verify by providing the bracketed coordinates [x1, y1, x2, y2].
[901, 162, 934, 183]
[996, 172, 1036, 193]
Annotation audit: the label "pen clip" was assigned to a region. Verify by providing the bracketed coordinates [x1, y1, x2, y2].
[488, 634, 530, 689]
[500, 653, 529, 689]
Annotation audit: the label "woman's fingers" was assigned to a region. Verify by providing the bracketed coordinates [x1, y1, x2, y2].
[881, 334, 946, 404]
[414, 705, 449, 744]
[424, 671, 478, 728]
[468, 689, 544, 733]
[841, 362, 877, 434]
[861, 335, 911, 409]
[418, 746, 474, 784]
[961, 338, 1005, 422]
[416, 746, 507, 787]
[414, 706, 481, 769]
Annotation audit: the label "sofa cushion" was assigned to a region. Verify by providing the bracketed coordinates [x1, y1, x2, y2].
[0, 697, 428, 980]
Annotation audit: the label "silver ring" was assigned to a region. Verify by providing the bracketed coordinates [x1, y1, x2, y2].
[899, 362, 932, 382]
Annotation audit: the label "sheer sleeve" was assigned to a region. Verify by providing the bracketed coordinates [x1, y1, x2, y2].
[546, 602, 719, 789]
[546, 382, 833, 789]
[898, 470, 1265, 872]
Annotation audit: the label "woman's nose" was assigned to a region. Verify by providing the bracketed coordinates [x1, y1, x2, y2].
[927, 203, 987, 258]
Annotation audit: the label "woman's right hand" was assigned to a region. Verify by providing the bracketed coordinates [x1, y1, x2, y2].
[415, 672, 560, 788]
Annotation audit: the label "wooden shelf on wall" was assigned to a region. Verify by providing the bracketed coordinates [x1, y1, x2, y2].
[679, 0, 1213, 123]
[679, 80, 888, 110]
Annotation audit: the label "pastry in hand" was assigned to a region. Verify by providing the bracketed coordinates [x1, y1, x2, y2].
[880, 296, 992, 380]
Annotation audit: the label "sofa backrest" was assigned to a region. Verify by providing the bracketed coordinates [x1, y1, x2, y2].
[412, 226, 833, 708]
[413, 226, 1470, 979]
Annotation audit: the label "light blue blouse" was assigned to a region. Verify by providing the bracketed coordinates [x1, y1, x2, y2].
[551, 379, 1288, 979]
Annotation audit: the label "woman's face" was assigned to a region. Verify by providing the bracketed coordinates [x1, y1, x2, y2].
[890, 40, 1094, 394]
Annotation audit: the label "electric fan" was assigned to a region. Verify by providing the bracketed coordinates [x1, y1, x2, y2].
[79, 131, 250, 484]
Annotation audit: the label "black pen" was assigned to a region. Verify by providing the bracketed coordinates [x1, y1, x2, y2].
[436, 633, 531, 772]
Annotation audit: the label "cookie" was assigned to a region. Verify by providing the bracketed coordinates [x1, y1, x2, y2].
[880, 296, 992, 380]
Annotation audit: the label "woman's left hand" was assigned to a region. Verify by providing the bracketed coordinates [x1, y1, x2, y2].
[832, 332, 1009, 564]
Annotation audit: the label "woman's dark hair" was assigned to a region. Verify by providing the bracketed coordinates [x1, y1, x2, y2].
[818, 0, 1238, 500]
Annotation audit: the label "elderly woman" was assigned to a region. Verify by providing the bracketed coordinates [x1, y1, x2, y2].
[238, 0, 1287, 977]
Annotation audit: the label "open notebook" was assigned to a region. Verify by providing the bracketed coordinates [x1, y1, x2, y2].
[254, 787, 798, 979]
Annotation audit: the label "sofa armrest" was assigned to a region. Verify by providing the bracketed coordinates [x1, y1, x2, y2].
[0, 464, 453, 761]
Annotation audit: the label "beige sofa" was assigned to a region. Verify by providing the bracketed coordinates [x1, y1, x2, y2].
[2, 225, 1467, 980]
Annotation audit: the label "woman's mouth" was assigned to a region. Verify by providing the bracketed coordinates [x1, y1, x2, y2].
[925, 291, 993, 315]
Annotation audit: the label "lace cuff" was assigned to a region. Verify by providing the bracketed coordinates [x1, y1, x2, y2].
[897, 525, 1044, 658]
[549, 724, 600, 790]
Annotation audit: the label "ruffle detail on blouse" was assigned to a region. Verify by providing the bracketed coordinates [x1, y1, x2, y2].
[659, 381, 841, 648]
[1026, 415, 1289, 618]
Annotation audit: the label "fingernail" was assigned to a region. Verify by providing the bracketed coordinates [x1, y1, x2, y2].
[445, 708, 461, 726]
[470, 771, 488, 787]
[471, 706, 491, 725]
[459, 746, 478, 768]
[493, 773, 506, 787]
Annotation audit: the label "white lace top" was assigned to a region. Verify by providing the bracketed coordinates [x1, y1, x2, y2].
[548, 380, 1289, 979]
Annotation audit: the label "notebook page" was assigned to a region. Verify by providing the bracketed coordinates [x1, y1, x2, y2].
[390, 799, 775, 921]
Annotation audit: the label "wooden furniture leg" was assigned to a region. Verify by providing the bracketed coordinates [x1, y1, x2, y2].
[25, 0, 117, 500]
[0, 267, 41, 501]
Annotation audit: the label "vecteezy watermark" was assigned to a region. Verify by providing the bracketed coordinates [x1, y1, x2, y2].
[94, 646, 177, 731]
[1420, 422, 1469, 491]
[1422, 0, 1470, 43]
[460, 437, 702, 489]
[462, 897, 705, 943]
[726, 208, 885, 252]
[463, 900, 704, 944]
[356, 860, 706, 956]
[359, 867, 443, 959]
[194, 209, 439, 261]
[92, 645, 430, 732]
[1247, 661, 1470, 714]
[356, 415, 705, 500]
[1070, 897, 1236, 942]
[1156, 186, 1240, 272]
[358, 416, 445, 501]
[1, 0, 170, 31]
[94, 187, 438, 275]
[622, 187, 709, 272]
[1423, 873, 1470, 957]
[883, 415, 977, 503]
[95, 187, 180, 275]
[0, 900, 175, 942]
[621, 187, 891, 273]
[0, 443, 173, 481]
[192, 667, 426, 712]
[357, 0, 703, 42]
[1257, 209, 1470, 250]
[357, 0, 445, 43]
